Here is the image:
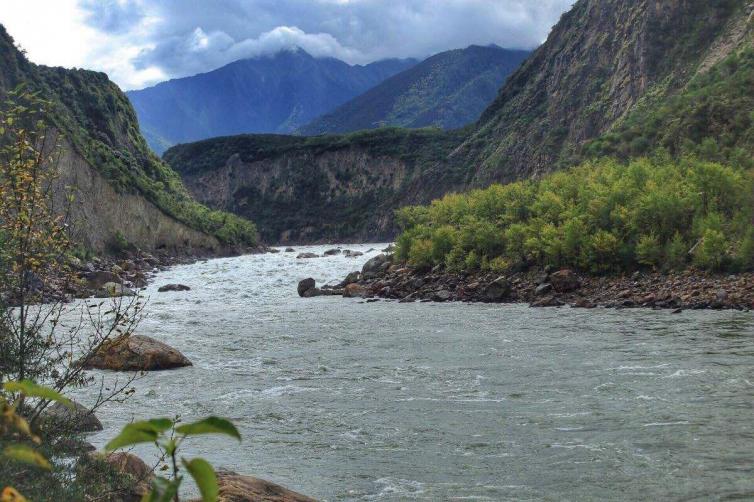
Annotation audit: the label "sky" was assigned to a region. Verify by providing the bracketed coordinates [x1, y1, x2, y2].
[0, 0, 574, 91]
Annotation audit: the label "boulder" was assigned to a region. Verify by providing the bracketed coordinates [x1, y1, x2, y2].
[94, 452, 154, 501]
[99, 282, 136, 298]
[157, 284, 191, 293]
[284, 248, 295, 253]
[302, 288, 323, 298]
[343, 250, 363, 258]
[44, 400, 102, 432]
[82, 334, 192, 371]
[535, 283, 553, 296]
[296, 253, 319, 259]
[549, 269, 581, 292]
[323, 248, 341, 256]
[85, 270, 121, 289]
[433, 290, 452, 302]
[530, 296, 565, 308]
[362, 254, 388, 278]
[297, 278, 316, 297]
[343, 283, 368, 298]
[209, 470, 316, 502]
[337, 271, 361, 288]
[481, 277, 511, 302]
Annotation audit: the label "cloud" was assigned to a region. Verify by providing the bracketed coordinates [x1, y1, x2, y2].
[2, 0, 576, 90]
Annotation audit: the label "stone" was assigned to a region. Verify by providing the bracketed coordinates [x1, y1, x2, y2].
[481, 277, 511, 301]
[362, 254, 388, 277]
[44, 400, 102, 432]
[99, 282, 136, 298]
[343, 283, 367, 298]
[85, 270, 121, 289]
[297, 278, 316, 297]
[549, 269, 581, 292]
[323, 248, 341, 256]
[302, 288, 323, 298]
[344, 250, 364, 258]
[433, 290, 452, 302]
[93, 452, 153, 501]
[209, 470, 316, 502]
[535, 283, 553, 296]
[530, 296, 565, 308]
[338, 271, 361, 288]
[82, 334, 192, 371]
[285, 248, 295, 252]
[157, 284, 191, 293]
[296, 253, 319, 259]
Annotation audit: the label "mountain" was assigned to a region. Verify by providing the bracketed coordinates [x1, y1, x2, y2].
[298, 45, 530, 135]
[164, 0, 754, 244]
[126, 50, 417, 153]
[0, 24, 256, 253]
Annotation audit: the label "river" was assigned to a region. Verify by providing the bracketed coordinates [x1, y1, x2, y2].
[77, 244, 754, 501]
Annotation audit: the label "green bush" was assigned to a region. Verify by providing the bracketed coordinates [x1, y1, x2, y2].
[394, 156, 754, 274]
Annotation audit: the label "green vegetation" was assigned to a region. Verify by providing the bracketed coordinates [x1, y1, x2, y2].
[585, 48, 754, 169]
[395, 155, 754, 274]
[0, 25, 256, 247]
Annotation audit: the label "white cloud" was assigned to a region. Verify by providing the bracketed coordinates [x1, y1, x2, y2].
[0, 0, 575, 90]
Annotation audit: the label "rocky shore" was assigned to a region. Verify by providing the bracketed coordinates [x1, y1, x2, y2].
[301, 253, 754, 311]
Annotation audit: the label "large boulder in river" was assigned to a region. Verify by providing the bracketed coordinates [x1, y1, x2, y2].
[210, 470, 316, 502]
[323, 248, 341, 256]
[297, 278, 316, 297]
[158, 284, 191, 292]
[550, 269, 581, 292]
[82, 334, 192, 371]
[296, 252, 319, 259]
[361, 254, 388, 278]
[44, 400, 102, 433]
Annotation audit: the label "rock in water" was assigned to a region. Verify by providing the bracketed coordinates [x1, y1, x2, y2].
[158, 284, 191, 292]
[285, 248, 295, 252]
[362, 254, 388, 278]
[549, 269, 581, 292]
[323, 248, 341, 256]
[298, 278, 316, 297]
[212, 470, 316, 502]
[98, 282, 136, 298]
[344, 250, 363, 258]
[296, 252, 319, 259]
[44, 400, 102, 432]
[343, 283, 367, 298]
[82, 334, 192, 371]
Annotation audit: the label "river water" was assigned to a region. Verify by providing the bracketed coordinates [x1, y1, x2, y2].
[77, 244, 754, 501]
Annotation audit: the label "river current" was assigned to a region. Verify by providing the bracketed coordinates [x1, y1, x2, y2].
[77, 244, 754, 501]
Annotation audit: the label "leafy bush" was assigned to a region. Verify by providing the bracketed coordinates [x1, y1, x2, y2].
[395, 156, 754, 274]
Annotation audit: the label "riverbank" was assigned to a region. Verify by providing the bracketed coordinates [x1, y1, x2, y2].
[319, 253, 754, 311]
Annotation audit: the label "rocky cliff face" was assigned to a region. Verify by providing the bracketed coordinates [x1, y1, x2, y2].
[166, 130, 466, 243]
[166, 0, 754, 243]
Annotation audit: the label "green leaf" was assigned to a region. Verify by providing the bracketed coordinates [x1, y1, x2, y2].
[175, 417, 241, 441]
[3, 444, 51, 470]
[3, 380, 72, 408]
[141, 476, 181, 502]
[105, 418, 172, 451]
[183, 457, 218, 502]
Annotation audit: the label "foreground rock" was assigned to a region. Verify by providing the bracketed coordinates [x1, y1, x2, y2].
[298, 278, 317, 297]
[44, 400, 102, 433]
[82, 334, 192, 371]
[210, 471, 316, 502]
[157, 283, 191, 292]
[90, 452, 154, 501]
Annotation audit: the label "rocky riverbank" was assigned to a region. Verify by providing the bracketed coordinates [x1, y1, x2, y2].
[301, 253, 754, 311]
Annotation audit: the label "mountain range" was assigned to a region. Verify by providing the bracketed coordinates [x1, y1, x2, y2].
[126, 50, 417, 153]
[164, 0, 754, 244]
[298, 45, 530, 135]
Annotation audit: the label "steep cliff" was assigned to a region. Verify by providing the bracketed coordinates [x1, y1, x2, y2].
[165, 0, 754, 243]
[0, 24, 257, 253]
[165, 129, 466, 243]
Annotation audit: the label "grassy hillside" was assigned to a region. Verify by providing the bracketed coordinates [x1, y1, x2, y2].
[0, 24, 256, 247]
[298, 46, 530, 135]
